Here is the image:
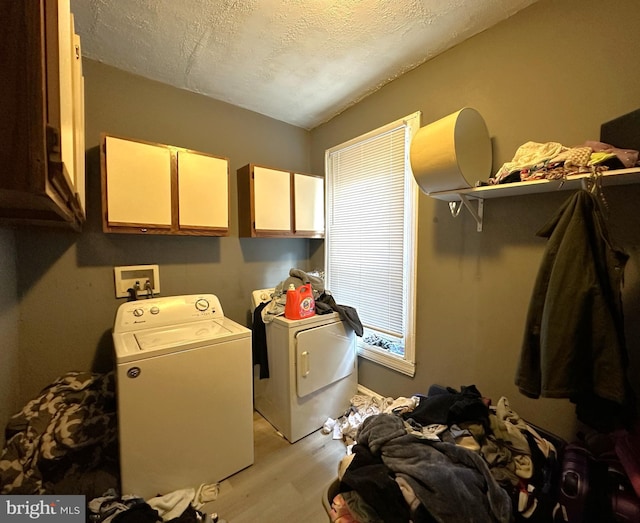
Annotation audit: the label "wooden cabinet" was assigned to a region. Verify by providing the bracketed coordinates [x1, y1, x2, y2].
[237, 164, 324, 238]
[0, 0, 85, 230]
[101, 134, 229, 236]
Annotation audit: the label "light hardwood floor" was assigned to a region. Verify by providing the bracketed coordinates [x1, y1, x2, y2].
[203, 411, 347, 523]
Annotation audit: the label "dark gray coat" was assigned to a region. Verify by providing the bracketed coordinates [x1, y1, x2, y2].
[516, 189, 629, 406]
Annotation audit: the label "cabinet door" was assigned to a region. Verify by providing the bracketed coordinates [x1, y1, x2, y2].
[71, 19, 85, 216]
[45, 0, 83, 214]
[177, 150, 229, 232]
[293, 173, 324, 237]
[56, 0, 75, 188]
[253, 166, 292, 233]
[103, 136, 173, 229]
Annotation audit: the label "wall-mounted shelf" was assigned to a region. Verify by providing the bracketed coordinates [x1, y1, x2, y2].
[427, 167, 640, 231]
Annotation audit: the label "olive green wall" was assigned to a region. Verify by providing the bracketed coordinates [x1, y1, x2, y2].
[310, 0, 640, 440]
[11, 60, 316, 410]
[0, 228, 19, 447]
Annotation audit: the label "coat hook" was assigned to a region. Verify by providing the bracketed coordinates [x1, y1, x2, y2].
[447, 196, 483, 232]
[449, 201, 462, 217]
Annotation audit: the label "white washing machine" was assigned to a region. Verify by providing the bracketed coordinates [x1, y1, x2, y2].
[113, 294, 253, 499]
[252, 289, 357, 443]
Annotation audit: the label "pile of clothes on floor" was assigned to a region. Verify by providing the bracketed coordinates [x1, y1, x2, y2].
[87, 486, 224, 523]
[327, 385, 563, 523]
[0, 371, 118, 496]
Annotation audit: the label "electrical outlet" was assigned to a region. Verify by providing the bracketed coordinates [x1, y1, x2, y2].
[114, 265, 160, 298]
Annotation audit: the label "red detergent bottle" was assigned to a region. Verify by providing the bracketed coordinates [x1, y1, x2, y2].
[284, 283, 315, 319]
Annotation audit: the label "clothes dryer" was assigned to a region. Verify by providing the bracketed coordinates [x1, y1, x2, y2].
[252, 289, 357, 443]
[113, 294, 253, 499]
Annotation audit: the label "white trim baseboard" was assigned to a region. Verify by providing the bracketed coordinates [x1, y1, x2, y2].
[356, 384, 384, 400]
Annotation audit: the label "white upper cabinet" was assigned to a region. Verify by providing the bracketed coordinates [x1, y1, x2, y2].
[237, 164, 324, 238]
[101, 134, 230, 236]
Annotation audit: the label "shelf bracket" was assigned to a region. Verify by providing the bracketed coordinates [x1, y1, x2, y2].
[449, 195, 483, 232]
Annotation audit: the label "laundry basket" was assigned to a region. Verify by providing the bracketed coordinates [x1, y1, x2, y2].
[322, 478, 341, 520]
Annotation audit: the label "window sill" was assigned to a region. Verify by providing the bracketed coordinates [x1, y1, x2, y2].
[358, 345, 415, 377]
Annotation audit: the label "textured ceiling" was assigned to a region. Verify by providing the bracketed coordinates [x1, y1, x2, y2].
[70, 0, 539, 130]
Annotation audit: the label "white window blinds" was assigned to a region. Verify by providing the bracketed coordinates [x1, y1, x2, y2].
[326, 114, 419, 349]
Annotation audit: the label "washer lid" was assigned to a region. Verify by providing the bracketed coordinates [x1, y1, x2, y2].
[114, 317, 251, 363]
[134, 320, 234, 351]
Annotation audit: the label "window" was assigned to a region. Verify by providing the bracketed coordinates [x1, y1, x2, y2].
[325, 112, 421, 376]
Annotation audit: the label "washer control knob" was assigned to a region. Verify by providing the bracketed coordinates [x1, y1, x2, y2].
[195, 298, 209, 312]
[150, 306, 160, 315]
[133, 308, 144, 317]
[127, 367, 141, 379]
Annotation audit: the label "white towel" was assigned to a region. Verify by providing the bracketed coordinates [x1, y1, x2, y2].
[147, 488, 195, 521]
